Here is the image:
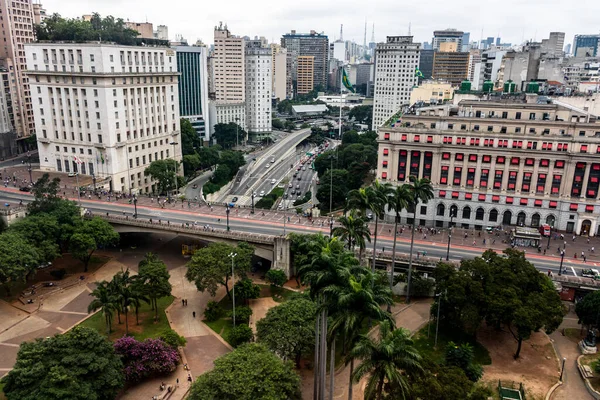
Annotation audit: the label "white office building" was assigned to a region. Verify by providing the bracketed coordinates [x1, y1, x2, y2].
[372, 36, 421, 130]
[25, 42, 182, 194]
[245, 38, 272, 141]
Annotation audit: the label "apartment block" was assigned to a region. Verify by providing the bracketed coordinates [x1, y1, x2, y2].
[432, 29, 464, 52]
[271, 44, 288, 101]
[372, 36, 420, 130]
[432, 51, 470, 85]
[281, 30, 329, 92]
[376, 98, 600, 235]
[25, 43, 182, 194]
[125, 22, 154, 39]
[297, 56, 314, 95]
[0, 0, 36, 146]
[245, 38, 272, 140]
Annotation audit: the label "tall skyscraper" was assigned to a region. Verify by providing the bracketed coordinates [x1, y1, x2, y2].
[541, 32, 565, 55]
[372, 36, 420, 130]
[25, 42, 182, 194]
[418, 49, 434, 82]
[281, 30, 329, 93]
[175, 45, 210, 143]
[245, 38, 272, 141]
[0, 68, 17, 158]
[432, 51, 470, 85]
[461, 33, 471, 52]
[209, 23, 246, 134]
[0, 0, 36, 149]
[297, 56, 314, 95]
[270, 44, 288, 101]
[432, 29, 464, 51]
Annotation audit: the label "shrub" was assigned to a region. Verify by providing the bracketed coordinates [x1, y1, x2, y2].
[265, 269, 288, 287]
[204, 301, 223, 322]
[50, 268, 67, 280]
[228, 324, 254, 347]
[113, 337, 180, 382]
[234, 279, 261, 303]
[232, 306, 253, 324]
[160, 328, 187, 348]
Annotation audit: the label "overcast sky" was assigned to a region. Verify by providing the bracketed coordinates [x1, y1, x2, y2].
[44, 0, 598, 48]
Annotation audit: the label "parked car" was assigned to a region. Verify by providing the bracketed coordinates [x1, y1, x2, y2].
[259, 190, 265, 197]
[582, 269, 600, 279]
[266, 164, 271, 168]
[231, 197, 238, 203]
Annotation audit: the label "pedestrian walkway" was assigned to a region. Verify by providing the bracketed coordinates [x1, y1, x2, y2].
[550, 304, 593, 400]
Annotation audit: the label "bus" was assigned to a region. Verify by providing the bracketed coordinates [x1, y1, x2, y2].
[539, 224, 551, 237]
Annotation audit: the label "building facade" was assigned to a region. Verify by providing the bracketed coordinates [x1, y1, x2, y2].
[432, 29, 464, 52]
[125, 22, 154, 39]
[418, 49, 434, 82]
[32, 2, 48, 25]
[154, 25, 169, 41]
[574, 35, 600, 58]
[376, 99, 600, 235]
[245, 38, 272, 140]
[25, 43, 182, 194]
[0, 0, 36, 146]
[297, 56, 314, 95]
[432, 51, 469, 85]
[271, 44, 288, 101]
[281, 30, 329, 92]
[175, 45, 210, 143]
[0, 68, 17, 158]
[372, 36, 420, 130]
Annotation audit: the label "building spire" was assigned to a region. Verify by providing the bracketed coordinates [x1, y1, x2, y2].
[340, 24, 343, 42]
[371, 23, 375, 43]
[408, 21, 411, 36]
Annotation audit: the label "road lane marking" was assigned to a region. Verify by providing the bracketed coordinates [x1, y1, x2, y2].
[571, 267, 577, 276]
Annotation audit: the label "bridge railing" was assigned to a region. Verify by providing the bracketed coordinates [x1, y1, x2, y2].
[97, 214, 277, 245]
[362, 248, 460, 267]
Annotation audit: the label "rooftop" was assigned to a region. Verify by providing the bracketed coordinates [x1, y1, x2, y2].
[292, 104, 328, 113]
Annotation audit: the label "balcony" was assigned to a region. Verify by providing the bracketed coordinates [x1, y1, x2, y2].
[38, 137, 50, 144]
[93, 143, 106, 149]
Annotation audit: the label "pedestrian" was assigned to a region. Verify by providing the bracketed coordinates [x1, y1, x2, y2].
[182, 299, 184, 306]
[592, 246, 595, 253]
[582, 251, 585, 258]
[176, 378, 179, 388]
[187, 373, 192, 383]
[192, 311, 196, 318]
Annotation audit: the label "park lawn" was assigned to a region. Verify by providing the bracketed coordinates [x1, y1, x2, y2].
[412, 323, 491, 366]
[203, 317, 234, 345]
[563, 327, 586, 344]
[80, 295, 174, 341]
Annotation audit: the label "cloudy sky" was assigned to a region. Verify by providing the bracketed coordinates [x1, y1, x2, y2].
[44, 0, 598, 48]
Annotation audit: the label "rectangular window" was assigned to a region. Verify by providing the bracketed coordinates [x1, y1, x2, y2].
[522, 172, 532, 192]
[453, 167, 462, 185]
[480, 169, 489, 188]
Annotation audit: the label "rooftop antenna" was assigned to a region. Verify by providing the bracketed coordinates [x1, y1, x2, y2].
[363, 19, 367, 50]
[408, 21, 412, 36]
[371, 23, 375, 43]
[340, 24, 343, 42]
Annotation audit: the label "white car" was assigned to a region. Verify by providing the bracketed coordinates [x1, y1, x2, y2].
[259, 190, 265, 197]
[271, 179, 276, 185]
[266, 164, 270, 168]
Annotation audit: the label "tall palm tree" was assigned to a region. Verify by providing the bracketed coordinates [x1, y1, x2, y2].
[326, 270, 394, 400]
[88, 281, 117, 336]
[346, 187, 370, 215]
[368, 181, 393, 274]
[350, 320, 423, 400]
[405, 176, 434, 303]
[332, 210, 371, 260]
[386, 185, 411, 309]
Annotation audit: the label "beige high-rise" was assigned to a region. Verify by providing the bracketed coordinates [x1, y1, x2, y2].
[271, 44, 288, 101]
[0, 0, 36, 145]
[297, 56, 314, 94]
[213, 23, 245, 103]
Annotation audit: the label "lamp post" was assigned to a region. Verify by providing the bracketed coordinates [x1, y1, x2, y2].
[169, 142, 179, 196]
[547, 226, 553, 250]
[329, 154, 334, 214]
[434, 289, 446, 348]
[329, 218, 334, 238]
[23, 153, 33, 184]
[229, 252, 238, 327]
[92, 174, 97, 192]
[560, 357, 566, 381]
[446, 210, 456, 261]
[558, 249, 565, 276]
[235, 117, 239, 150]
[133, 195, 138, 218]
[251, 192, 256, 214]
[226, 206, 230, 232]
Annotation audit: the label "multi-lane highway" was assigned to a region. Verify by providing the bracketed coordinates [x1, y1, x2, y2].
[0, 189, 589, 278]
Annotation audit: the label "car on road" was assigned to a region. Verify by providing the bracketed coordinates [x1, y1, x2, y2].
[367, 213, 373, 220]
[259, 190, 265, 197]
[19, 186, 30, 192]
[302, 166, 306, 171]
[288, 183, 293, 188]
[290, 190, 295, 195]
[283, 193, 288, 199]
[271, 157, 275, 163]
[271, 179, 276, 185]
[582, 269, 600, 279]
[266, 164, 270, 168]
[68, 172, 77, 177]
[293, 172, 298, 177]
[297, 176, 301, 181]
[231, 197, 238, 203]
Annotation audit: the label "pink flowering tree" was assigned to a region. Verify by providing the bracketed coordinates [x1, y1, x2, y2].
[114, 336, 180, 382]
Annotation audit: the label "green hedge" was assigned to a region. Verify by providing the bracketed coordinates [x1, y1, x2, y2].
[255, 187, 285, 209]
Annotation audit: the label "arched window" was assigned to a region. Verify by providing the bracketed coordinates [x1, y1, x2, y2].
[503, 210, 512, 225]
[531, 213, 541, 228]
[489, 209, 498, 222]
[475, 207, 485, 220]
[546, 215, 556, 227]
[437, 203, 445, 216]
[517, 211, 526, 226]
[462, 206, 471, 219]
[450, 205, 458, 218]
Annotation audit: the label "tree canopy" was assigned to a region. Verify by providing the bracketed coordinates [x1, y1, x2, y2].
[348, 105, 373, 127]
[185, 242, 254, 299]
[434, 249, 564, 358]
[180, 118, 202, 156]
[35, 13, 139, 45]
[188, 343, 301, 400]
[1, 326, 124, 400]
[214, 122, 246, 149]
[575, 291, 600, 328]
[69, 217, 119, 271]
[144, 159, 179, 195]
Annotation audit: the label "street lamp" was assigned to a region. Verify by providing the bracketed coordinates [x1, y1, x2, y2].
[235, 117, 239, 150]
[560, 357, 566, 381]
[169, 142, 179, 196]
[22, 153, 33, 184]
[251, 192, 256, 214]
[558, 249, 565, 276]
[92, 174, 97, 192]
[434, 290, 446, 348]
[446, 210, 456, 261]
[547, 226, 553, 250]
[229, 252, 238, 327]
[329, 218, 334, 238]
[133, 195, 138, 218]
[226, 206, 230, 232]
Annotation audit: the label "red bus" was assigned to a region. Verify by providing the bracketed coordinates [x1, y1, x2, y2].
[539, 224, 551, 237]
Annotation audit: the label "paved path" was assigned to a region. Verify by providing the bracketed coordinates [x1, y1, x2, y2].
[550, 304, 593, 400]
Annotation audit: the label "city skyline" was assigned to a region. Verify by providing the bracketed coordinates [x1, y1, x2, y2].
[43, 0, 597, 49]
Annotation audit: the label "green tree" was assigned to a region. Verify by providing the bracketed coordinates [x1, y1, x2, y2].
[387, 185, 411, 306]
[144, 159, 179, 195]
[272, 118, 285, 130]
[284, 120, 296, 132]
[368, 181, 393, 274]
[407, 359, 483, 400]
[180, 118, 201, 155]
[1, 326, 124, 400]
[404, 177, 434, 303]
[348, 105, 373, 126]
[265, 269, 288, 287]
[445, 342, 483, 381]
[350, 320, 423, 400]
[137, 253, 172, 321]
[228, 324, 254, 347]
[197, 146, 220, 170]
[332, 210, 371, 259]
[212, 163, 232, 184]
[0, 232, 41, 295]
[256, 296, 317, 367]
[342, 130, 360, 145]
[576, 291, 600, 328]
[214, 122, 245, 149]
[186, 242, 254, 300]
[182, 154, 201, 176]
[88, 280, 117, 336]
[233, 278, 260, 303]
[8, 214, 60, 262]
[189, 344, 301, 400]
[316, 169, 349, 211]
[69, 217, 119, 272]
[28, 173, 63, 214]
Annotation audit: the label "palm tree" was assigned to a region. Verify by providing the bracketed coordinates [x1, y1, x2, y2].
[88, 281, 117, 336]
[346, 187, 370, 215]
[326, 270, 394, 400]
[350, 320, 423, 400]
[386, 185, 411, 309]
[332, 210, 371, 260]
[405, 177, 434, 303]
[368, 181, 393, 274]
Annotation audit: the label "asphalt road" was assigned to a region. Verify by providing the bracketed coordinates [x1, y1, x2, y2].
[0, 190, 586, 277]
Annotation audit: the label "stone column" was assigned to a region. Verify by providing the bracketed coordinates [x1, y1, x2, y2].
[273, 237, 291, 278]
